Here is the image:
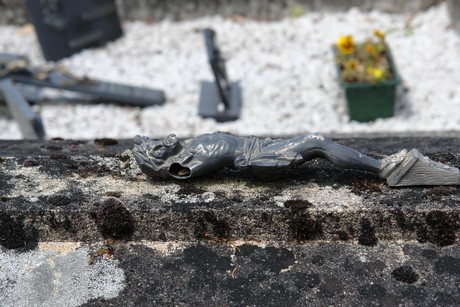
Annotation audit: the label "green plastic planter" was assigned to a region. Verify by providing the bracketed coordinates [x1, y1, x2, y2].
[335, 46, 400, 122]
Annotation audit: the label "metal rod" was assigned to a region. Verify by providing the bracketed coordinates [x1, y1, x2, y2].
[0, 78, 45, 140]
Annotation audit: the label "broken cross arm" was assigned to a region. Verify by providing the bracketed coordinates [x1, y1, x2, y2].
[198, 28, 241, 122]
[0, 52, 166, 139]
[0, 78, 45, 139]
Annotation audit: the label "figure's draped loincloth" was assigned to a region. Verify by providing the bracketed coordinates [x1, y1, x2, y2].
[234, 136, 303, 177]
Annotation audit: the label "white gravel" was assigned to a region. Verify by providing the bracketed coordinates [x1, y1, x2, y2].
[0, 2, 459, 139]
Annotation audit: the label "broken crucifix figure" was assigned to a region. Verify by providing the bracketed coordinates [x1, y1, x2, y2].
[132, 132, 460, 187]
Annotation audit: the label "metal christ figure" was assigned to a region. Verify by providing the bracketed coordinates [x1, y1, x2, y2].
[132, 132, 460, 187]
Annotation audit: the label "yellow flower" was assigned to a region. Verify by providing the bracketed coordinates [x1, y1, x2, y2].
[374, 29, 385, 41]
[366, 43, 378, 58]
[337, 35, 354, 55]
[367, 67, 384, 81]
[346, 58, 358, 70]
[373, 68, 383, 80]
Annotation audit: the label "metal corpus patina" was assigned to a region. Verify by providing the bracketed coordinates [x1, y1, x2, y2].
[132, 132, 460, 187]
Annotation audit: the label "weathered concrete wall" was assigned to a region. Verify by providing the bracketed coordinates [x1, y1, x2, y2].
[1, 136, 459, 246]
[0, 0, 444, 25]
[1, 136, 459, 305]
[2, 241, 460, 306]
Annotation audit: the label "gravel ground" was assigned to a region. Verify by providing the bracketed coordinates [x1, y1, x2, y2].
[0, 2, 459, 139]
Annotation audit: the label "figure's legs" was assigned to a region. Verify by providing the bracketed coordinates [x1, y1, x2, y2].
[269, 134, 382, 173]
[256, 134, 460, 186]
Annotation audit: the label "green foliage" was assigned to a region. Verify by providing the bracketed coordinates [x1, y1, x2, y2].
[289, 6, 304, 18]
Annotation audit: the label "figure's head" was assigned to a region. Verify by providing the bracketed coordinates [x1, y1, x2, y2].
[132, 134, 181, 178]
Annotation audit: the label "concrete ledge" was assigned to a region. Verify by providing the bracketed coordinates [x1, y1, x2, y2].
[1, 136, 459, 247]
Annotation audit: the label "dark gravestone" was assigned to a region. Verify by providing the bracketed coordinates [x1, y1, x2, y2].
[25, 0, 123, 61]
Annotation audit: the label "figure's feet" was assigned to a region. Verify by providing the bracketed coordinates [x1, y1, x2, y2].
[380, 149, 460, 187]
[379, 149, 408, 179]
